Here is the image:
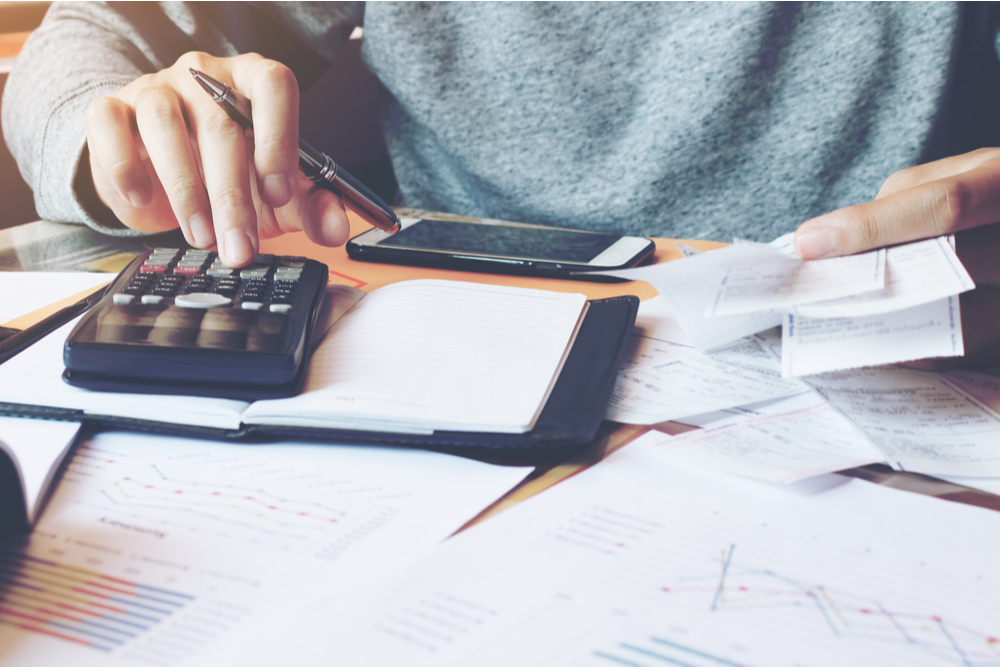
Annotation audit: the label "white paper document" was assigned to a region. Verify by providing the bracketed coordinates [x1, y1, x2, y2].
[606, 337, 808, 424]
[0, 432, 531, 666]
[706, 247, 885, 316]
[229, 434, 1000, 667]
[807, 367, 1000, 476]
[604, 236, 972, 375]
[600, 243, 785, 351]
[782, 295, 964, 376]
[650, 391, 884, 482]
[616, 297, 697, 371]
[0, 272, 112, 325]
[794, 236, 974, 318]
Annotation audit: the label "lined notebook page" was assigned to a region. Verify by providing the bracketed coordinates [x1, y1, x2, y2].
[243, 280, 588, 434]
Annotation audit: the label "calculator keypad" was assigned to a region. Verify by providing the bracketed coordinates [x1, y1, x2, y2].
[126, 248, 308, 315]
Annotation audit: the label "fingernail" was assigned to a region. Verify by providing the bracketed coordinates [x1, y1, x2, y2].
[262, 174, 291, 204]
[187, 213, 215, 248]
[795, 227, 835, 259]
[224, 229, 256, 266]
[127, 187, 151, 208]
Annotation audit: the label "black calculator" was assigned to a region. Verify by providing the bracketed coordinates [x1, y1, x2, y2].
[63, 248, 329, 400]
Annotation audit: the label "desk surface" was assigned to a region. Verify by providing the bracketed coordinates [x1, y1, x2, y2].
[2, 211, 997, 521]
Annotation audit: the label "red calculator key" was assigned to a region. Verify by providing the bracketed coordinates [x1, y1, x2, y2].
[139, 264, 168, 274]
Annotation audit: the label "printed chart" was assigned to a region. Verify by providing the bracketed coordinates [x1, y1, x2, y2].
[0, 548, 193, 652]
[274, 436, 1000, 667]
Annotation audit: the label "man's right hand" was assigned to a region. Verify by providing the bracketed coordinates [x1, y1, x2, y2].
[84, 52, 351, 268]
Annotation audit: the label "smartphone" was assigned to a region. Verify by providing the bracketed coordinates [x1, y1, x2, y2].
[346, 218, 655, 276]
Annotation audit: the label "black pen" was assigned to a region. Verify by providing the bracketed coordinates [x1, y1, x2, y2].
[0, 284, 109, 365]
[189, 68, 401, 234]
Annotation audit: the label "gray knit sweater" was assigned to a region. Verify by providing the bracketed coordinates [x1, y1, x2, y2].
[3, 2, 999, 242]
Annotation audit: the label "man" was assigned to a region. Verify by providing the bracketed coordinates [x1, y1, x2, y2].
[5, 2, 1000, 365]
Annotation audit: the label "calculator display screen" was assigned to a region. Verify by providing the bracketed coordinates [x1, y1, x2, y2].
[378, 220, 620, 263]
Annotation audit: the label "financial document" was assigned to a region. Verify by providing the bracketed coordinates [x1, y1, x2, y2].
[607, 337, 807, 424]
[806, 367, 1000, 476]
[706, 247, 885, 316]
[229, 434, 1000, 667]
[0, 432, 531, 666]
[782, 296, 964, 377]
[793, 236, 974, 318]
[603, 235, 974, 376]
[651, 391, 884, 483]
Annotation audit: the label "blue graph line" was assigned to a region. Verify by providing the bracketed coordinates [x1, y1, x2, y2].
[620, 642, 695, 666]
[593, 651, 648, 667]
[650, 636, 742, 666]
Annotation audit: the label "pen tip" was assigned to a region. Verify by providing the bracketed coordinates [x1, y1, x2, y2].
[189, 68, 199, 77]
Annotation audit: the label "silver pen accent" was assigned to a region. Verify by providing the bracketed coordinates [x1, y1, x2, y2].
[190, 68, 400, 234]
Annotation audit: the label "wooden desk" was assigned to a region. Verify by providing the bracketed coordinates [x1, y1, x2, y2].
[3, 213, 998, 523]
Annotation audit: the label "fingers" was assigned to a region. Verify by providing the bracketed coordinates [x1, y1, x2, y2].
[230, 57, 300, 209]
[132, 84, 218, 248]
[84, 97, 152, 210]
[875, 148, 1000, 199]
[255, 171, 350, 245]
[184, 86, 258, 266]
[84, 51, 345, 259]
[795, 153, 1000, 259]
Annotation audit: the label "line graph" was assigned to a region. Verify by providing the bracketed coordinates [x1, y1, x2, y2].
[61, 453, 363, 550]
[642, 544, 1000, 667]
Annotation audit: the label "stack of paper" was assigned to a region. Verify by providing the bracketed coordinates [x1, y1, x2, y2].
[212, 434, 1000, 667]
[606, 295, 1000, 485]
[604, 235, 974, 377]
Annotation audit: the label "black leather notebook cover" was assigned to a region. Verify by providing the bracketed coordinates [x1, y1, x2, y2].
[0, 296, 638, 465]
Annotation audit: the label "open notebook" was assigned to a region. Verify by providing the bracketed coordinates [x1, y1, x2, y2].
[0, 279, 637, 462]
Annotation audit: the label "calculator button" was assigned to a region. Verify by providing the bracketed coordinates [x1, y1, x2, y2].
[208, 269, 235, 278]
[269, 303, 292, 313]
[240, 269, 268, 279]
[122, 286, 146, 296]
[173, 266, 202, 275]
[241, 301, 264, 311]
[153, 247, 180, 254]
[184, 285, 209, 294]
[280, 260, 306, 268]
[112, 293, 135, 305]
[141, 294, 165, 305]
[144, 258, 173, 267]
[139, 264, 168, 274]
[254, 254, 276, 264]
[175, 293, 233, 309]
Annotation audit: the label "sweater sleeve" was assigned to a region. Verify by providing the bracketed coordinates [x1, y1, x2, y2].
[1, 1, 363, 235]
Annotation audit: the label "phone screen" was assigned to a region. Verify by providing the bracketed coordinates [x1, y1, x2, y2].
[377, 220, 620, 263]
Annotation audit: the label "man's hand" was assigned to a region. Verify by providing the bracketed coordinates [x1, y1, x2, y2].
[793, 148, 1000, 369]
[84, 52, 350, 268]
